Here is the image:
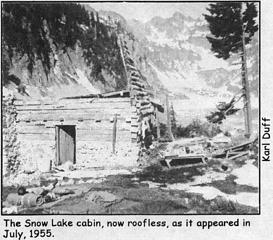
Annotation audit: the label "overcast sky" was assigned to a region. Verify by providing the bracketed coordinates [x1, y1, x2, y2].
[88, 2, 209, 22]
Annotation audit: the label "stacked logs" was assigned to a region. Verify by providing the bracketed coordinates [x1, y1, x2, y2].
[118, 37, 157, 160]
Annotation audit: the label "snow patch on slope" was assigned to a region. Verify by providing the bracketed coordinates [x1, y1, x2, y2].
[146, 26, 178, 48]
[75, 68, 100, 94]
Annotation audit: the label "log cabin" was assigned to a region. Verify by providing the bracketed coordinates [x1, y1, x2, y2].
[2, 34, 166, 173]
[9, 89, 164, 172]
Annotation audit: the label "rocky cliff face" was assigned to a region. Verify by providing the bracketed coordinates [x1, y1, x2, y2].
[126, 12, 259, 108]
[2, 3, 127, 100]
[2, 4, 259, 108]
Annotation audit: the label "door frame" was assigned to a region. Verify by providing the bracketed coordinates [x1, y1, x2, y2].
[55, 125, 76, 165]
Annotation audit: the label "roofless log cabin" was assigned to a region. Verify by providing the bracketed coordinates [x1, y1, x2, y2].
[3, 35, 166, 173]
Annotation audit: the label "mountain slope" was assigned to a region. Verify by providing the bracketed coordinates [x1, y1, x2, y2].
[2, 4, 258, 111]
[2, 3, 127, 100]
[127, 12, 259, 108]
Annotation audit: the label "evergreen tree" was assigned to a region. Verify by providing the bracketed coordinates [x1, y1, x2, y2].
[204, 2, 258, 137]
[204, 2, 258, 59]
[2, 3, 126, 88]
[2, 3, 89, 75]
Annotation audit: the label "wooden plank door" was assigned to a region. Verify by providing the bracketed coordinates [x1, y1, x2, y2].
[56, 125, 76, 165]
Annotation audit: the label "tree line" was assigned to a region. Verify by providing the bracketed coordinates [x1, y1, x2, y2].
[2, 3, 125, 87]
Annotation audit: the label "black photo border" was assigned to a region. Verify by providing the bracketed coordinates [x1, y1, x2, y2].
[0, 0, 261, 216]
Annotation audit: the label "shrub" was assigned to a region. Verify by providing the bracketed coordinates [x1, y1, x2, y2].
[174, 119, 221, 138]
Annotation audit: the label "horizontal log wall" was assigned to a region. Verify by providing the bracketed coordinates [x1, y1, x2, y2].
[15, 97, 139, 168]
[15, 98, 132, 122]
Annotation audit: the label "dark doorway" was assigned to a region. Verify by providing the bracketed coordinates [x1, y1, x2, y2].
[56, 125, 76, 165]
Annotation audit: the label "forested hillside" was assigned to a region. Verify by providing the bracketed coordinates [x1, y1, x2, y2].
[1, 3, 258, 105]
[2, 3, 127, 99]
